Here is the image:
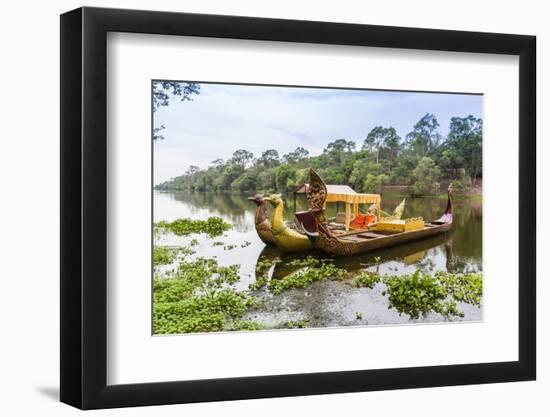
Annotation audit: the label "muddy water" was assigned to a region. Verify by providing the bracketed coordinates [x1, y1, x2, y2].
[154, 191, 482, 328]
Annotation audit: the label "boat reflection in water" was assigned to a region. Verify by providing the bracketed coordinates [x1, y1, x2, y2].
[254, 231, 455, 282]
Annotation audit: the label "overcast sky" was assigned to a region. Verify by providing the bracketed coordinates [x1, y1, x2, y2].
[153, 83, 482, 184]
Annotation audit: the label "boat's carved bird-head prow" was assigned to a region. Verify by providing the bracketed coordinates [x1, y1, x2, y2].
[263, 194, 284, 207]
[247, 194, 276, 245]
[247, 194, 265, 206]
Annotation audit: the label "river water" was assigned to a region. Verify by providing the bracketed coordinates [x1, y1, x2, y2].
[154, 191, 482, 328]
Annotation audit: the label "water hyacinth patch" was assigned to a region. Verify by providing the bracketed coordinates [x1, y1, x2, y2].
[436, 271, 482, 305]
[153, 256, 260, 334]
[230, 320, 265, 331]
[268, 259, 347, 295]
[155, 216, 232, 237]
[255, 256, 281, 273]
[285, 320, 310, 329]
[354, 272, 380, 289]
[384, 272, 452, 319]
[248, 274, 269, 291]
[153, 246, 177, 266]
[378, 271, 481, 320]
[352, 269, 482, 319]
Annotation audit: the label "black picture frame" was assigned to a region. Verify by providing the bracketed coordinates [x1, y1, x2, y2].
[60, 6, 536, 410]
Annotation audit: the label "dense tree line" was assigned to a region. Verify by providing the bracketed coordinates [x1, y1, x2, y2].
[155, 113, 482, 196]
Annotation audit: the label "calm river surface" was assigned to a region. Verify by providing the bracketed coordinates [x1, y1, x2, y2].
[154, 191, 482, 328]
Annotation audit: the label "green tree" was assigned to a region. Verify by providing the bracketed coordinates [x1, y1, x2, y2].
[349, 156, 382, 191]
[214, 163, 244, 190]
[185, 165, 200, 176]
[294, 168, 310, 186]
[323, 139, 356, 164]
[411, 157, 441, 196]
[363, 174, 389, 193]
[446, 115, 482, 185]
[257, 170, 277, 192]
[231, 171, 258, 191]
[379, 128, 402, 170]
[230, 149, 254, 167]
[320, 167, 347, 185]
[406, 113, 442, 155]
[256, 149, 280, 168]
[282, 147, 310, 164]
[274, 165, 296, 192]
[363, 126, 401, 166]
[210, 158, 225, 170]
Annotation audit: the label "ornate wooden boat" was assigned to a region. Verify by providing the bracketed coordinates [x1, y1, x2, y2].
[301, 170, 453, 257]
[247, 194, 276, 245]
[256, 187, 409, 253]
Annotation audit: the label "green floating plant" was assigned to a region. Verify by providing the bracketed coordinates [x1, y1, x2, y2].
[383, 270, 482, 320]
[353, 269, 482, 320]
[285, 320, 310, 329]
[153, 246, 177, 266]
[268, 257, 346, 295]
[153, 256, 260, 334]
[354, 272, 380, 289]
[155, 216, 232, 237]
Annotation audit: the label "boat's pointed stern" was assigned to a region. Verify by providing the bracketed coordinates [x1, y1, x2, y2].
[438, 183, 453, 224]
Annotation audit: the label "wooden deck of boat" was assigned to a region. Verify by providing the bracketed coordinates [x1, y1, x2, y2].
[331, 222, 444, 242]
[319, 221, 452, 256]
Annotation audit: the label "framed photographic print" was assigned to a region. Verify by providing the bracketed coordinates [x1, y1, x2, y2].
[60, 6, 536, 409]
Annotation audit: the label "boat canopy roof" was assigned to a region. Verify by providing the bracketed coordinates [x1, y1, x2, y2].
[295, 183, 380, 205]
[295, 183, 356, 195]
[326, 191, 380, 205]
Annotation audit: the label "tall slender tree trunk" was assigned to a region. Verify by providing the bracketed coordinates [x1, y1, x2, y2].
[472, 168, 478, 186]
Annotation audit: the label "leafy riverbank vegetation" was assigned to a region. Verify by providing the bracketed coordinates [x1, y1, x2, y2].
[156, 114, 482, 196]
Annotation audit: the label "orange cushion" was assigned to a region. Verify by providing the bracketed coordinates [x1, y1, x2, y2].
[350, 214, 376, 229]
[350, 214, 365, 229]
